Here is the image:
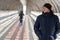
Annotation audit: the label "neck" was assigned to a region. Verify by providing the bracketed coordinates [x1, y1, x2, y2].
[43, 12, 51, 14]
[42, 12, 54, 16]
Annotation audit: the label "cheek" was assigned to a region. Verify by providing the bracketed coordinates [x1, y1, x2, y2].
[44, 8, 49, 12]
[44, 9, 48, 12]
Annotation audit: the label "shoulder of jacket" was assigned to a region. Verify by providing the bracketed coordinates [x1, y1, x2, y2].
[53, 15, 59, 20]
[54, 15, 58, 18]
[37, 15, 42, 18]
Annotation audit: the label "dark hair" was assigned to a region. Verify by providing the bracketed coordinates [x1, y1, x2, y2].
[43, 3, 54, 14]
[43, 3, 52, 10]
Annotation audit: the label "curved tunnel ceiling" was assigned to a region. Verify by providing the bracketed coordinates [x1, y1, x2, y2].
[0, 0, 22, 10]
[27, 0, 49, 11]
[0, 0, 60, 13]
[27, 0, 60, 13]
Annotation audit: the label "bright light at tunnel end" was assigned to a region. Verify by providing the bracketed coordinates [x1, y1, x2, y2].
[23, 5, 26, 15]
[20, 0, 27, 15]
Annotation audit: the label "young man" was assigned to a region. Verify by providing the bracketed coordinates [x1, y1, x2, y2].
[34, 3, 60, 40]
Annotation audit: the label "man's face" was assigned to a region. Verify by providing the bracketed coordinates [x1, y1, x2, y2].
[43, 7, 50, 13]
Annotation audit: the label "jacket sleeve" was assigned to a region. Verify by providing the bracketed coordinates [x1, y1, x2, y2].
[34, 16, 41, 38]
[54, 16, 60, 39]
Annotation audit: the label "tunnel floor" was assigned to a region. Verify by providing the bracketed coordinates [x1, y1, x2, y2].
[1, 15, 38, 40]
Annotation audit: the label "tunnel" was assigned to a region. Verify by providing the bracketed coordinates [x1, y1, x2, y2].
[0, 0, 60, 40]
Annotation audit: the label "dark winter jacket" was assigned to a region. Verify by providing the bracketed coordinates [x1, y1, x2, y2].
[34, 12, 60, 40]
[19, 11, 24, 19]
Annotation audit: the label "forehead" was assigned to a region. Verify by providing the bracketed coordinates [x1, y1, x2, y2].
[43, 7, 47, 9]
[43, 7, 49, 10]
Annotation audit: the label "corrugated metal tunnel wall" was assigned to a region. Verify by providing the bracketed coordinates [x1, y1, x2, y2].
[0, 0, 60, 12]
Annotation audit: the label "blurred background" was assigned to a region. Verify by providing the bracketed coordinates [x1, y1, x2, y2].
[0, 0, 60, 40]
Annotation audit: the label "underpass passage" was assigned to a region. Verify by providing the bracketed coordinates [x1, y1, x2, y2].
[0, 0, 60, 40]
[0, 12, 38, 40]
[0, 11, 60, 40]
